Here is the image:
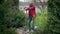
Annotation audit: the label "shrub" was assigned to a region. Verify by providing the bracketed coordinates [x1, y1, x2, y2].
[45, 0, 60, 34]
[0, 0, 27, 34]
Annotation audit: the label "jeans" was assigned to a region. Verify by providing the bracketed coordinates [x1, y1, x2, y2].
[28, 16, 34, 31]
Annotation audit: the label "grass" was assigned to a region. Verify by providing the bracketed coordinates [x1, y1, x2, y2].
[31, 9, 48, 32]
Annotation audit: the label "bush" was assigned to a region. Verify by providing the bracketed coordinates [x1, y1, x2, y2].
[13, 10, 27, 28]
[0, 0, 27, 34]
[45, 0, 60, 34]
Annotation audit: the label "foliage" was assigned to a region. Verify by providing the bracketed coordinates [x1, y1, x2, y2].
[0, 0, 4, 4]
[45, 0, 60, 34]
[0, 0, 27, 34]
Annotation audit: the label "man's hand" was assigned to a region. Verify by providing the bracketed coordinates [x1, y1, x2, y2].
[24, 7, 27, 10]
[24, 7, 28, 11]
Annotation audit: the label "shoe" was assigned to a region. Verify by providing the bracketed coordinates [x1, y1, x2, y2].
[34, 26, 37, 29]
[25, 30, 30, 34]
[31, 30, 34, 32]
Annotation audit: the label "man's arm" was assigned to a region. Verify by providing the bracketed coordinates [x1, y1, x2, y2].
[24, 6, 35, 10]
[24, 7, 29, 11]
[29, 6, 35, 10]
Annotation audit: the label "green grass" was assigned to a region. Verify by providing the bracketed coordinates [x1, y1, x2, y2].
[31, 9, 48, 31]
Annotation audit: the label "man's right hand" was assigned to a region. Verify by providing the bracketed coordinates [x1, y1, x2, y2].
[24, 7, 27, 10]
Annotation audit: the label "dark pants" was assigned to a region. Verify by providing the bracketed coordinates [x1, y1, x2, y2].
[28, 16, 34, 31]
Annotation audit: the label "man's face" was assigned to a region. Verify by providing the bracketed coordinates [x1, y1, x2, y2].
[30, 3, 33, 7]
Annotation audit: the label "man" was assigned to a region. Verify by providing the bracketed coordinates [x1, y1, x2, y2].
[24, 3, 36, 32]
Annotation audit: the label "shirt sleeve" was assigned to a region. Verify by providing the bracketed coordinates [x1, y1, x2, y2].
[27, 5, 35, 10]
[31, 6, 35, 9]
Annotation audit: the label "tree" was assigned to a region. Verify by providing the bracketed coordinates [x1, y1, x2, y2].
[33, 0, 47, 11]
[0, 0, 26, 34]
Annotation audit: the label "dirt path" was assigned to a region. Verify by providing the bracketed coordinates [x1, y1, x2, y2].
[16, 28, 24, 34]
[16, 28, 30, 34]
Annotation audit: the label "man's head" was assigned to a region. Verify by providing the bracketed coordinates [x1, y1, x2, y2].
[29, 2, 33, 6]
